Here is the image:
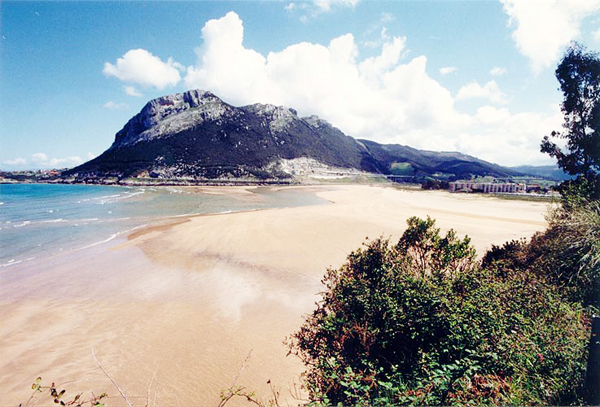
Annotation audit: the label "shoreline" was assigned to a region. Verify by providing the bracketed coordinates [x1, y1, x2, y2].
[1, 185, 550, 405]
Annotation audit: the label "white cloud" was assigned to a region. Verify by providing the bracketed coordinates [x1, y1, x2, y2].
[86, 151, 97, 160]
[103, 49, 183, 89]
[184, 12, 272, 106]
[103, 101, 128, 110]
[180, 11, 560, 166]
[313, 0, 360, 13]
[184, 12, 462, 139]
[462, 104, 563, 165]
[594, 27, 600, 41]
[501, 0, 600, 73]
[124, 85, 142, 97]
[2, 154, 88, 169]
[439, 66, 457, 75]
[31, 153, 48, 163]
[457, 80, 508, 105]
[380, 12, 394, 23]
[2, 158, 27, 166]
[362, 27, 392, 49]
[286, 0, 360, 21]
[50, 156, 83, 167]
[490, 66, 507, 76]
[359, 36, 406, 84]
[6, 154, 83, 169]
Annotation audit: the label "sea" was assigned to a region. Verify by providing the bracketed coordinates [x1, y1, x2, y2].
[0, 183, 325, 268]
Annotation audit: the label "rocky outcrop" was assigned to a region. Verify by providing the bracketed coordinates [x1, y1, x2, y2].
[111, 90, 233, 149]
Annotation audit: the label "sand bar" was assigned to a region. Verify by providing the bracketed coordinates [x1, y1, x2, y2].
[0, 185, 550, 406]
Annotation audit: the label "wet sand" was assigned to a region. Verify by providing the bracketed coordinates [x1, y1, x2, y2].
[0, 185, 549, 406]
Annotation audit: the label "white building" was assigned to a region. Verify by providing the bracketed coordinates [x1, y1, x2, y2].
[449, 181, 526, 194]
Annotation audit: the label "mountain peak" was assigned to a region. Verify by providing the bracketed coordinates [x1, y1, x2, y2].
[111, 89, 230, 149]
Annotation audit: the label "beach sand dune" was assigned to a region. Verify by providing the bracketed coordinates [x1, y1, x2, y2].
[0, 185, 549, 405]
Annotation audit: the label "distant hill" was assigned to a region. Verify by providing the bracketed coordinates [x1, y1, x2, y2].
[65, 90, 526, 183]
[511, 165, 572, 181]
[358, 140, 520, 179]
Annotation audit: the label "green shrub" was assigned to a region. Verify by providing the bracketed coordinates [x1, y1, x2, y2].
[289, 217, 589, 405]
[537, 200, 600, 309]
[484, 201, 600, 310]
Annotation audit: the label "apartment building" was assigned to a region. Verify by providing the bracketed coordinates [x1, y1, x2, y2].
[449, 181, 526, 193]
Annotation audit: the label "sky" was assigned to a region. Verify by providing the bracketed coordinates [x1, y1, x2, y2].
[2, 0, 600, 171]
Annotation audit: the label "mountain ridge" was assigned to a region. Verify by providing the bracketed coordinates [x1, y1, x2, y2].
[66, 89, 524, 183]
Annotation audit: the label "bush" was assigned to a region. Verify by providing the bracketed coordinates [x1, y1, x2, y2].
[538, 200, 600, 308]
[484, 200, 600, 310]
[289, 217, 590, 405]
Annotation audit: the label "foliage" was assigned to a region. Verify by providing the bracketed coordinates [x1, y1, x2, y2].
[541, 43, 600, 200]
[421, 179, 449, 190]
[217, 350, 282, 407]
[22, 377, 108, 407]
[484, 200, 600, 310]
[289, 217, 590, 406]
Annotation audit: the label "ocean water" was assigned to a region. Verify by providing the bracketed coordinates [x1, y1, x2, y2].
[0, 183, 325, 268]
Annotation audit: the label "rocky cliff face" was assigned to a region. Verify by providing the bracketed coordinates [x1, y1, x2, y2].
[67, 89, 519, 183]
[111, 90, 235, 149]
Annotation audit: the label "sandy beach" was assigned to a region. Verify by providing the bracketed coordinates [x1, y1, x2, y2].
[0, 185, 550, 406]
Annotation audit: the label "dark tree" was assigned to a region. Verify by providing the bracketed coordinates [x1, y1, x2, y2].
[542, 43, 600, 200]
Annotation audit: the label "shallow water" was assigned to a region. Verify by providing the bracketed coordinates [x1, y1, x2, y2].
[0, 183, 325, 268]
[0, 185, 550, 405]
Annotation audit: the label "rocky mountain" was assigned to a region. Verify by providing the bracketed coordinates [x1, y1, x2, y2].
[66, 90, 521, 183]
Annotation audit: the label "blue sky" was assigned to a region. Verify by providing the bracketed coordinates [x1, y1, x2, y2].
[2, 0, 600, 170]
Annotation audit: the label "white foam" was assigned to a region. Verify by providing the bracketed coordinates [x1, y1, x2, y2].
[95, 190, 146, 205]
[73, 223, 147, 252]
[1, 259, 22, 268]
[76, 233, 119, 250]
[41, 218, 65, 223]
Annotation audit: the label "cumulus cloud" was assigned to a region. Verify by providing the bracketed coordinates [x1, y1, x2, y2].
[490, 66, 507, 76]
[185, 13, 463, 140]
[184, 12, 273, 106]
[286, 0, 360, 21]
[313, 0, 360, 13]
[501, 0, 600, 73]
[30, 152, 83, 168]
[103, 101, 128, 110]
[48, 156, 83, 167]
[380, 12, 394, 23]
[31, 153, 49, 163]
[439, 66, 457, 75]
[124, 85, 142, 97]
[180, 11, 561, 166]
[2, 154, 84, 169]
[103, 49, 183, 89]
[464, 104, 563, 165]
[457, 80, 508, 105]
[2, 158, 27, 166]
[362, 26, 393, 49]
